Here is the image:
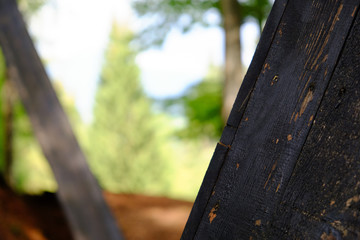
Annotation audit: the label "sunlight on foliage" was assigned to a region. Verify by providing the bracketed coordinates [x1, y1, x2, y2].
[169, 139, 215, 200]
[86, 24, 174, 195]
[9, 82, 82, 194]
[166, 65, 224, 140]
[0, 20, 222, 201]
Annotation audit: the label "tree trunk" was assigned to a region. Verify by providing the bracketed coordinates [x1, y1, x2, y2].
[221, 0, 243, 123]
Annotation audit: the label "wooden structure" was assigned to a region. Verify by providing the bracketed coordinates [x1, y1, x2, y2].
[0, 0, 124, 239]
[182, 0, 360, 239]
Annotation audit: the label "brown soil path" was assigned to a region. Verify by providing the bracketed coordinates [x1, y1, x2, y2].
[0, 185, 193, 240]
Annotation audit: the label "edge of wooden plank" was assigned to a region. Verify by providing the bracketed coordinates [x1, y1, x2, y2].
[191, 1, 360, 239]
[180, 0, 289, 238]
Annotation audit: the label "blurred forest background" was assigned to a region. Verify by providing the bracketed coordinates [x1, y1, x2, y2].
[0, 0, 272, 201]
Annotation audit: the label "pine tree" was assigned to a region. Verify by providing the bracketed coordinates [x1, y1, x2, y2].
[87, 24, 172, 195]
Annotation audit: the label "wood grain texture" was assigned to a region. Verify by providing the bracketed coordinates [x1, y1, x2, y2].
[181, 0, 289, 238]
[182, 0, 360, 239]
[270, 8, 360, 239]
[0, 0, 124, 240]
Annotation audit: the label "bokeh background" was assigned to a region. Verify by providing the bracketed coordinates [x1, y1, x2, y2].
[0, 0, 273, 239]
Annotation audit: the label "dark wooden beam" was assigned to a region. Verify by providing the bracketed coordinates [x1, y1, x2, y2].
[181, 0, 289, 237]
[3, 78, 14, 185]
[182, 0, 360, 239]
[0, 0, 124, 239]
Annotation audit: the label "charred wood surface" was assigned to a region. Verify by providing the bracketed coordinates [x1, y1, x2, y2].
[183, 0, 360, 239]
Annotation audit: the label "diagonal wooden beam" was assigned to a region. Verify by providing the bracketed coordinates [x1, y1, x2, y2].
[0, 0, 124, 239]
[182, 0, 360, 239]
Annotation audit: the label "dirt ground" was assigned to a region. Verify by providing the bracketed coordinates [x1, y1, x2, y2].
[0, 183, 193, 240]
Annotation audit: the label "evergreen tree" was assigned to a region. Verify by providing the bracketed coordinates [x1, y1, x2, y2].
[88, 24, 172, 195]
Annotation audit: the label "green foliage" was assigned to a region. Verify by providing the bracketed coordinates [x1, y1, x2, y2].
[165, 65, 224, 140]
[0, 0, 81, 194]
[0, 0, 48, 189]
[169, 138, 215, 200]
[0, 63, 81, 194]
[132, 0, 218, 47]
[11, 100, 57, 193]
[9, 82, 81, 194]
[87, 24, 173, 195]
[132, 0, 272, 48]
[17, 0, 46, 20]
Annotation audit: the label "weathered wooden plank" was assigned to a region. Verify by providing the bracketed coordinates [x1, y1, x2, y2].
[182, 0, 360, 239]
[0, 0, 124, 240]
[181, 0, 289, 238]
[270, 8, 360, 239]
